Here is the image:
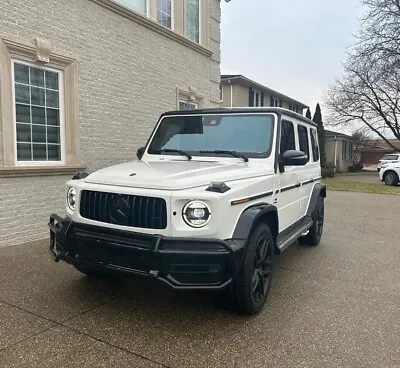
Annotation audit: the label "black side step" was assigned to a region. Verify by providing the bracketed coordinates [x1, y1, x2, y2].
[276, 217, 313, 252]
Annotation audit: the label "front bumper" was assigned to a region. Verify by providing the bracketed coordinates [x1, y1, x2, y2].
[48, 215, 246, 290]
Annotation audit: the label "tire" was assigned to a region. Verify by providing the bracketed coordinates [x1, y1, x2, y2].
[298, 196, 324, 246]
[74, 264, 111, 277]
[384, 171, 399, 186]
[213, 223, 275, 315]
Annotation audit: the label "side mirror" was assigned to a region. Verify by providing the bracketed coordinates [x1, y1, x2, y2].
[281, 150, 308, 166]
[136, 146, 145, 160]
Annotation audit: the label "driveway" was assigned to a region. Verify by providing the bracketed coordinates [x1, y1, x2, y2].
[0, 191, 399, 368]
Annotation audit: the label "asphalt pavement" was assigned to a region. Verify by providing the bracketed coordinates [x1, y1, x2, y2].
[0, 191, 399, 368]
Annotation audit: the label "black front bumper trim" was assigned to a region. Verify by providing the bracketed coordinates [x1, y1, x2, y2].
[48, 215, 246, 290]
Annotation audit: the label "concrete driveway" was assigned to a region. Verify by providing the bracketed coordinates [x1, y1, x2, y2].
[1, 191, 399, 368]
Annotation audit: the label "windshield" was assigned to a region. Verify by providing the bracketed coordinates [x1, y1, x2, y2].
[147, 114, 275, 159]
[381, 154, 399, 161]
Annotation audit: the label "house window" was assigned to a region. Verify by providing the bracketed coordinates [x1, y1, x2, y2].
[12, 61, 63, 163]
[177, 87, 202, 110]
[157, 0, 172, 29]
[297, 125, 310, 160]
[269, 96, 279, 107]
[115, 0, 147, 15]
[310, 128, 320, 162]
[186, 0, 199, 43]
[280, 120, 295, 154]
[254, 91, 263, 107]
[179, 100, 198, 110]
[0, 38, 79, 173]
[249, 88, 263, 107]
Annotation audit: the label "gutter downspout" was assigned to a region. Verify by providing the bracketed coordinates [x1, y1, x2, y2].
[230, 83, 233, 107]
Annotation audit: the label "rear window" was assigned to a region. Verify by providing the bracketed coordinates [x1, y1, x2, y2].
[310, 128, 320, 162]
[381, 154, 399, 161]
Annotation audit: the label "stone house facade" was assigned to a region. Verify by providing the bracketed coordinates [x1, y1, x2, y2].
[0, 0, 221, 247]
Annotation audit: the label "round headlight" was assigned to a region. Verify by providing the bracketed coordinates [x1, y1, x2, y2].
[67, 187, 76, 211]
[182, 200, 211, 228]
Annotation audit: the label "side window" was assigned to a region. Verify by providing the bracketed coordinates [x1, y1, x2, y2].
[310, 129, 320, 162]
[280, 120, 295, 154]
[297, 125, 310, 160]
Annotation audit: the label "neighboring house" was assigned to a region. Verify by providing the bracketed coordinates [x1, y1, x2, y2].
[325, 130, 354, 172]
[359, 139, 400, 169]
[220, 74, 309, 114]
[0, 0, 221, 247]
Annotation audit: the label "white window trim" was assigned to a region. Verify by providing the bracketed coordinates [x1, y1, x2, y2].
[176, 87, 203, 110]
[11, 59, 66, 167]
[0, 37, 83, 177]
[179, 99, 198, 110]
[90, 1, 211, 54]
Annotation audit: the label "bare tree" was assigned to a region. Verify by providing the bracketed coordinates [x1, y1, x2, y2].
[358, 0, 400, 65]
[326, 0, 400, 151]
[351, 127, 377, 155]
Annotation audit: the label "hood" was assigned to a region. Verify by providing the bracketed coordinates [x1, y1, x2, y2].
[84, 159, 271, 190]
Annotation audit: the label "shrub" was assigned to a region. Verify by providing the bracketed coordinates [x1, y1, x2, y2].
[348, 162, 364, 172]
[322, 166, 335, 178]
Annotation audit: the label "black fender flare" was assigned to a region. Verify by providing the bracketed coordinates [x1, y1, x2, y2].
[230, 204, 279, 273]
[232, 203, 279, 242]
[306, 183, 326, 218]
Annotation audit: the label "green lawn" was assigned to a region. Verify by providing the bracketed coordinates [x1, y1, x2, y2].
[321, 178, 400, 195]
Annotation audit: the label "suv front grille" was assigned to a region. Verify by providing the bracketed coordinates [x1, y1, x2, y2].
[80, 190, 167, 229]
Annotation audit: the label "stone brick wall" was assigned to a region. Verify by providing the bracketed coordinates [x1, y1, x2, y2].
[0, 175, 70, 247]
[0, 0, 221, 246]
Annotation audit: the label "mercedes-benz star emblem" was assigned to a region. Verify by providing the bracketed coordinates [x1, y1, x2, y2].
[109, 195, 131, 225]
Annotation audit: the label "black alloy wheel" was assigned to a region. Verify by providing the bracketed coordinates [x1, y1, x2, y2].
[251, 232, 273, 304]
[299, 196, 324, 246]
[214, 223, 275, 315]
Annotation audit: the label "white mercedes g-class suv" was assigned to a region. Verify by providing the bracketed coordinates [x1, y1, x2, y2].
[49, 107, 326, 315]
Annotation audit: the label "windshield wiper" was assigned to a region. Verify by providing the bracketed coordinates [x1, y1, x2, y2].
[199, 150, 249, 162]
[156, 149, 192, 160]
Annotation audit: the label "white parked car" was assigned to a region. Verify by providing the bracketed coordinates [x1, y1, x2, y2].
[377, 153, 400, 172]
[379, 161, 400, 186]
[49, 107, 326, 315]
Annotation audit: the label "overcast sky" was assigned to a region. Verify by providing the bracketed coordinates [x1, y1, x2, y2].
[220, 0, 365, 122]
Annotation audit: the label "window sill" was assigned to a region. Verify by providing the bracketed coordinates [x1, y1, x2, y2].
[0, 165, 86, 178]
[89, 0, 212, 57]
